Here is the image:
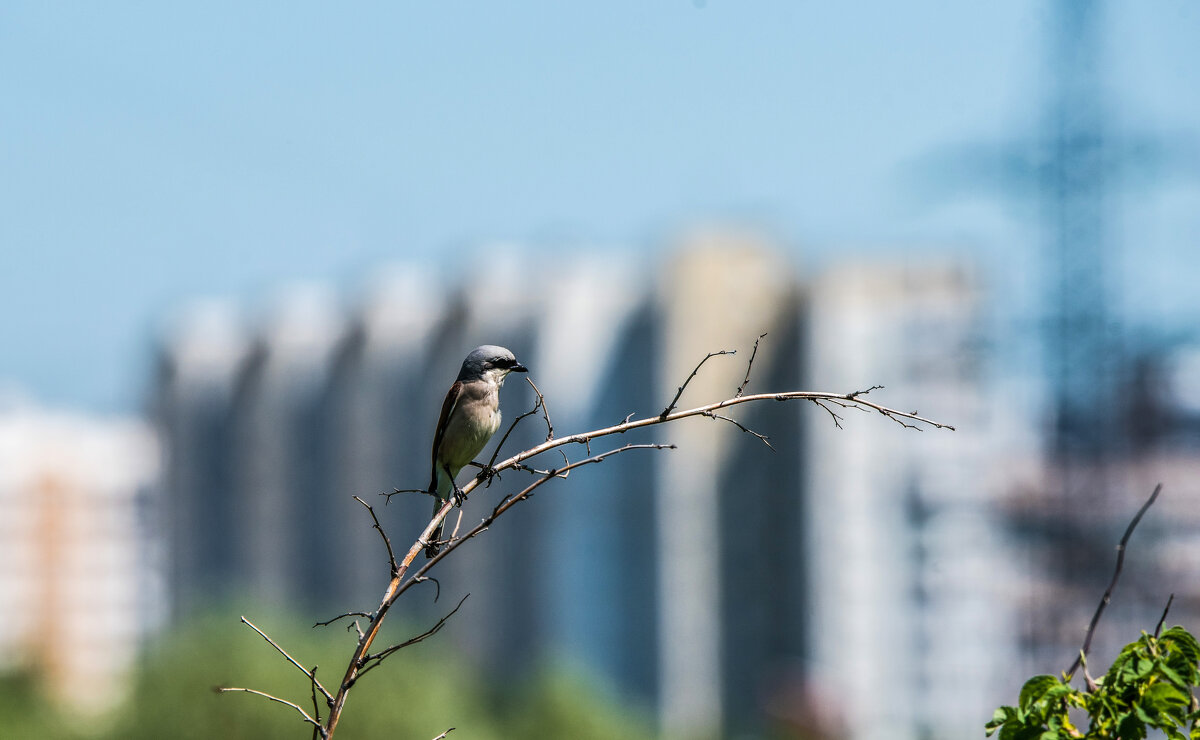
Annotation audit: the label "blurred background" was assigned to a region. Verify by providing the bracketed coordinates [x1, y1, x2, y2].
[2, 1, 1200, 738]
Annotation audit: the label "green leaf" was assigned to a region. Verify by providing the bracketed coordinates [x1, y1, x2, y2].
[1118, 709, 1149, 739]
[1020, 675, 1061, 712]
[1160, 663, 1190, 690]
[1161, 627, 1200, 665]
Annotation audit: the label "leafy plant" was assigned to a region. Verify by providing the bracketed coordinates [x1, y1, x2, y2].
[987, 625, 1200, 739]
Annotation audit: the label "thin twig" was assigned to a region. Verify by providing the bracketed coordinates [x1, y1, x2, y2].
[430, 729, 456, 740]
[1154, 593, 1175, 639]
[1065, 483, 1164, 680]
[810, 399, 844, 429]
[701, 410, 774, 450]
[483, 385, 545, 480]
[660, 349, 736, 419]
[313, 611, 373, 629]
[354, 495, 398, 575]
[216, 687, 324, 734]
[846, 385, 884, 399]
[527, 376, 555, 440]
[735, 333, 768, 397]
[414, 575, 441, 603]
[358, 595, 470, 678]
[240, 617, 333, 705]
[310, 665, 323, 735]
[383, 486, 435, 504]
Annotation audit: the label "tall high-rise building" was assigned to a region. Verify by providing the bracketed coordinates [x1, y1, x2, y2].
[153, 244, 1008, 738]
[0, 400, 159, 713]
[804, 261, 1011, 740]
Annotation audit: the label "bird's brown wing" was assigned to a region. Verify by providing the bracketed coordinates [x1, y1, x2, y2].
[429, 380, 464, 491]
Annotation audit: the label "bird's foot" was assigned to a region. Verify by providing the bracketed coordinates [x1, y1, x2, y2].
[450, 485, 465, 508]
[477, 464, 500, 487]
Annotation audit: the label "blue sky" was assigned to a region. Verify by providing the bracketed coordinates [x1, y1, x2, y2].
[2, 1, 1198, 412]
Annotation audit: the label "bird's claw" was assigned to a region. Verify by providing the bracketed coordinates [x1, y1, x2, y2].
[477, 464, 500, 487]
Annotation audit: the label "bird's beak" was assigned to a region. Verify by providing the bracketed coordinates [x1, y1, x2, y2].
[512, 363, 528, 373]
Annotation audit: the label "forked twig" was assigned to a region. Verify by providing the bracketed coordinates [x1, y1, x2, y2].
[357, 595, 470, 678]
[660, 349, 736, 419]
[701, 410, 774, 450]
[483, 384, 546, 479]
[735, 333, 768, 397]
[240, 617, 333, 706]
[527, 376, 555, 440]
[216, 686, 325, 735]
[312, 611, 372, 629]
[354, 496, 397, 575]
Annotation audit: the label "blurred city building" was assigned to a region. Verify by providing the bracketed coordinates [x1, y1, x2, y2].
[0, 399, 160, 714]
[152, 236, 1025, 739]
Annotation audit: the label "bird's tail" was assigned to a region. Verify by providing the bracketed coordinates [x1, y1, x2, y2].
[424, 469, 452, 559]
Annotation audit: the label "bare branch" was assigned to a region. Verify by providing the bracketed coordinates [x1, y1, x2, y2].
[1065, 483, 1164, 680]
[1155, 593, 1175, 639]
[483, 384, 545, 480]
[312, 611, 373, 629]
[660, 349, 736, 419]
[239, 617, 333, 706]
[413, 575, 441, 603]
[308, 362, 952, 737]
[382, 486, 435, 504]
[701, 410, 774, 450]
[527, 376, 555, 440]
[354, 495, 398, 576]
[358, 595, 470, 678]
[846, 385, 884, 399]
[310, 665, 323, 732]
[420, 444, 677, 574]
[430, 729, 456, 740]
[216, 686, 324, 734]
[735, 333, 767, 397]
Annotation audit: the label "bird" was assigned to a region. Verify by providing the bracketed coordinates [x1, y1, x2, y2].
[425, 345, 528, 558]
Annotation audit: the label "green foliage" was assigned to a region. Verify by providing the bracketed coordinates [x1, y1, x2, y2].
[987, 626, 1200, 740]
[0, 610, 653, 740]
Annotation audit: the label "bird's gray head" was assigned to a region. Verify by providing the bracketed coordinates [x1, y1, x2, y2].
[457, 345, 528, 384]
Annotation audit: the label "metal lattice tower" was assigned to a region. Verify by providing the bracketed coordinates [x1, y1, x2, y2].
[1041, 0, 1120, 466]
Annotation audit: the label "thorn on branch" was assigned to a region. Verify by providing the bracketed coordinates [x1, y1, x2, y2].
[735, 333, 768, 398]
[660, 349, 736, 420]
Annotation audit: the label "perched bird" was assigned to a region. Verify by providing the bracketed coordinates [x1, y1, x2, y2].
[425, 345, 528, 558]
